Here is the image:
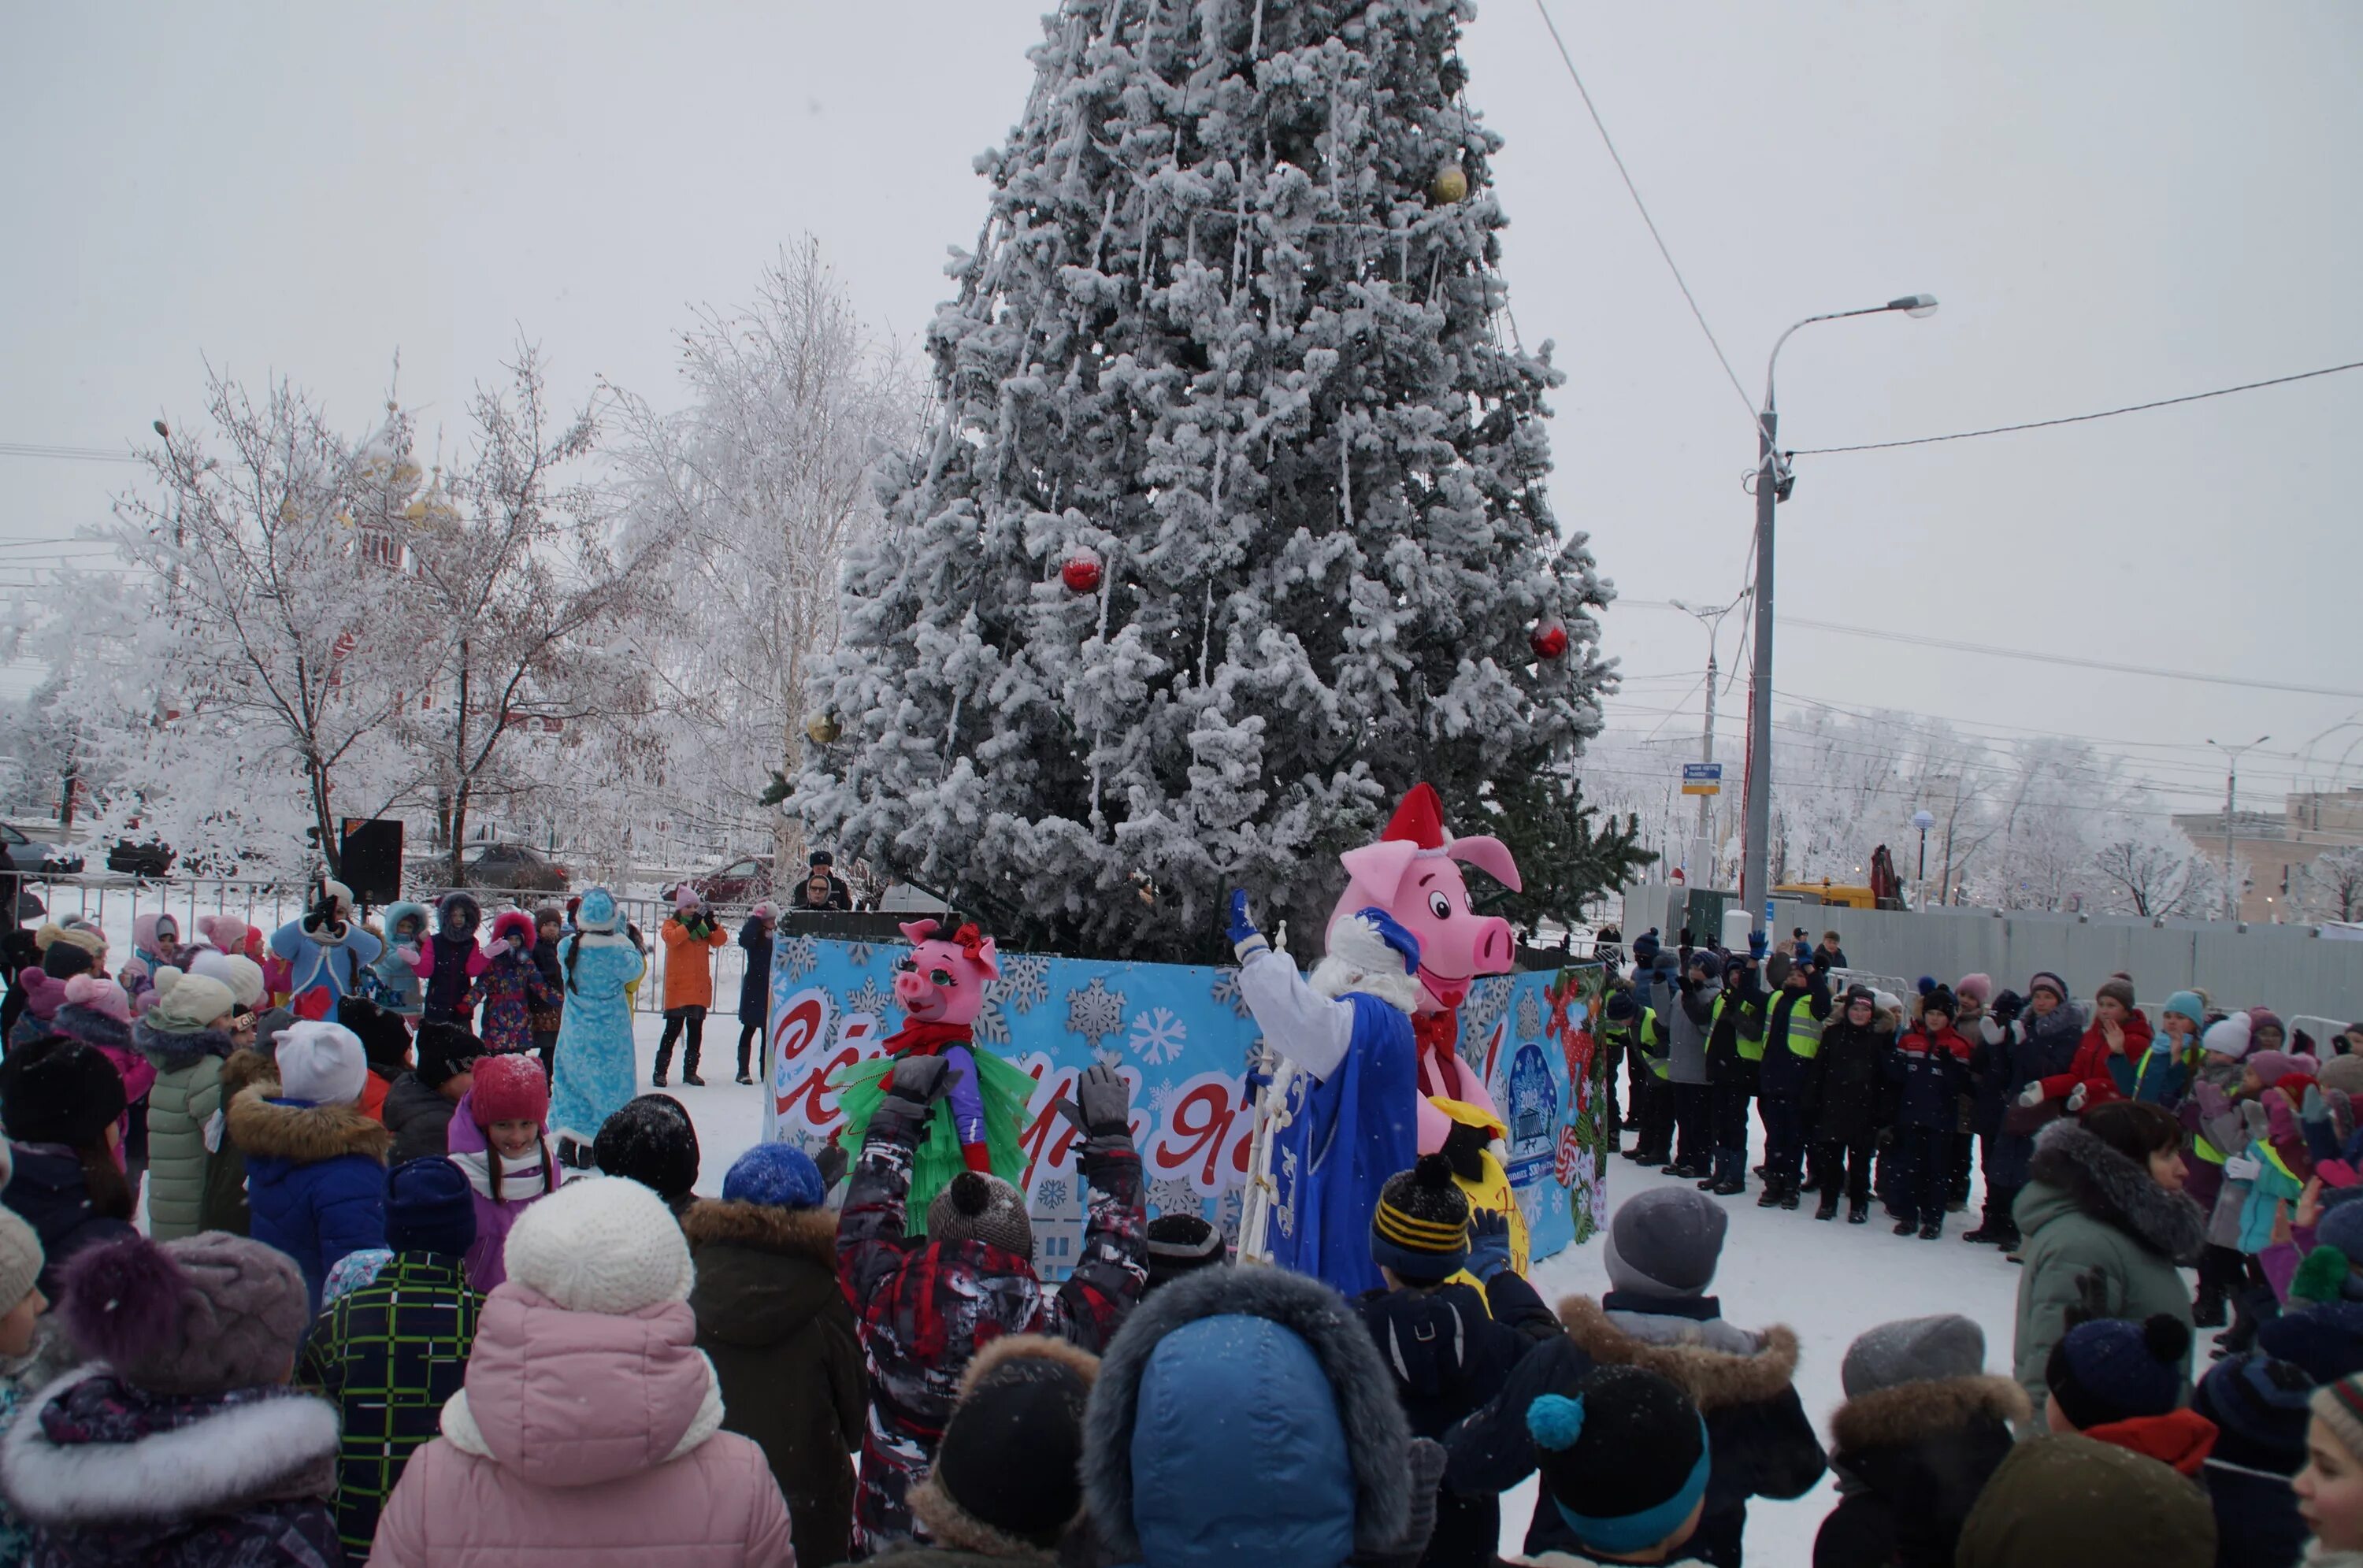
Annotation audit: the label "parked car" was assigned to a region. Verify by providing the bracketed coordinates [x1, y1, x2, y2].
[107, 840, 174, 877]
[0, 825, 82, 876]
[664, 855, 773, 908]
[454, 843, 571, 893]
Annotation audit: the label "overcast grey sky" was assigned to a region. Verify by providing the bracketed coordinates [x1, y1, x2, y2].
[3, 2, 2358, 817]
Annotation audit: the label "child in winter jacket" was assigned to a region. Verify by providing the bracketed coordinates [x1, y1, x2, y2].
[1519, 1365, 1718, 1568]
[297, 1155, 484, 1560]
[1755, 956, 1832, 1210]
[365, 899, 432, 1018]
[132, 965, 241, 1242]
[1806, 985, 1890, 1225]
[685, 1141, 863, 1566]
[46, 973, 152, 1176]
[338, 995, 416, 1121]
[444, 1052, 562, 1292]
[228, 1018, 391, 1318]
[369, 1177, 795, 1566]
[840, 1055, 1148, 1552]
[2187, 1015, 2267, 1329]
[2297, 1373, 2363, 1566]
[1883, 987, 1972, 1240]
[1814, 1314, 2026, 1568]
[654, 890, 729, 1086]
[2042, 1312, 2218, 1477]
[1353, 1155, 1556, 1568]
[468, 910, 559, 1057]
[421, 891, 489, 1029]
[592, 1092, 700, 1213]
[0, 1038, 135, 1297]
[529, 906, 565, 1073]
[734, 905, 774, 1085]
[1446, 1187, 1826, 1568]
[384, 1021, 478, 1165]
[0, 1232, 342, 1565]
[269, 878, 384, 1020]
[6, 918, 105, 1049]
[2192, 1351, 2313, 1568]
[117, 910, 194, 1012]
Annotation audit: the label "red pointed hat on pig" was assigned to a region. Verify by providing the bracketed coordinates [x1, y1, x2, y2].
[1326, 782, 1522, 1151]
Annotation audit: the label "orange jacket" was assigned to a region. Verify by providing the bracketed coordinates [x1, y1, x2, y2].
[659, 914, 729, 1010]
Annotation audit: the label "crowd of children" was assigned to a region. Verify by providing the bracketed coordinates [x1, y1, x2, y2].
[4, 891, 2363, 1562]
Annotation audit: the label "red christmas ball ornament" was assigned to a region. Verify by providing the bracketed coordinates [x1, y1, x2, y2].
[1530, 619, 1569, 660]
[1061, 548, 1104, 595]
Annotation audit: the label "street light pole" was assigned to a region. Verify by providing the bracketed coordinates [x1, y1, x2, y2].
[1911, 807, 1935, 907]
[1739, 295, 1938, 936]
[2207, 733, 2270, 921]
[1671, 593, 1745, 884]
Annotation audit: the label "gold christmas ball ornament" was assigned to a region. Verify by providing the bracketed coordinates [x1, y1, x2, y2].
[1429, 161, 1469, 205]
[805, 711, 843, 745]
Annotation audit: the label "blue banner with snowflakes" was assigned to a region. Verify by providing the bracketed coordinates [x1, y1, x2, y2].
[762, 932, 1608, 1280]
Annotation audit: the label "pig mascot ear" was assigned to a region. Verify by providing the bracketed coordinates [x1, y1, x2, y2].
[1449, 836, 1523, 894]
[971, 934, 1000, 980]
[897, 918, 941, 945]
[1337, 840, 1422, 907]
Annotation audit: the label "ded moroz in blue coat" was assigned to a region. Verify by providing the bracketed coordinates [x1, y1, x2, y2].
[1239, 910, 1423, 1300]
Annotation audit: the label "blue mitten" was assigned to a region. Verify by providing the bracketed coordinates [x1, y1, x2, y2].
[1228, 890, 1268, 963]
[1467, 1209, 1514, 1281]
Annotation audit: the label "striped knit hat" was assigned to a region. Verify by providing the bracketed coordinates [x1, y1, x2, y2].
[2312, 1372, 2363, 1462]
[1370, 1155, 1469, 1282]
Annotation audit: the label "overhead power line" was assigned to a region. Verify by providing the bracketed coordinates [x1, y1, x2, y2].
[0, 442, 143, 465]
[1791, 359, 2363, 455]
[1618, 598, 2363, 702]
[1527, 0, 1761, 435]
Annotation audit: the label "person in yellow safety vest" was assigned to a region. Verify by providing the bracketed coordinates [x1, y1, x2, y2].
[1701, 951, 1768, 1196]
[1756, 952, 1833, 1211]
[1612, 991, 1676, 1166]
[1430, 1096, 1531, 1296]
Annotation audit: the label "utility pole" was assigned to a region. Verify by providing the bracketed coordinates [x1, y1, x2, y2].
[1671, 594, 1745, 886]
[2208, 734, 2269, 921]
[1738, 295, 1937, 938]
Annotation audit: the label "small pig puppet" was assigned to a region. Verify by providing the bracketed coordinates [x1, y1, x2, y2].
[829, 919, 1033, 1233]
[1328, 783, 1522, 1155]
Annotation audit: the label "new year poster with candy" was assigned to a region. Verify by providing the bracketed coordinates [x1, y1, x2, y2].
[764, 936, 1611, 1280]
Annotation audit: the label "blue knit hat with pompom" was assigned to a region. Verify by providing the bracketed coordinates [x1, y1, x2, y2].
[722, 1143, 827, 1210]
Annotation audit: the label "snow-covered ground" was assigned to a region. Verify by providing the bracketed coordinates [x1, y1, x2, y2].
[656, 1037, 2033, 1566]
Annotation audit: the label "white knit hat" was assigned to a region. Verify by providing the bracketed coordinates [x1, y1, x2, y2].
[503, 1174, 693, 1314]
[188, 949, 266, 1010]
[2202, 1014, 2253, 1060]
[273, 1020, 366, 1106]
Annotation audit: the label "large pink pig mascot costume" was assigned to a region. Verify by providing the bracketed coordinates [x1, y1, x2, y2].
[829, 919, 1033, 1234]
[1333, 783, 1522, 1153]
[1231, 783, 1522, 1296]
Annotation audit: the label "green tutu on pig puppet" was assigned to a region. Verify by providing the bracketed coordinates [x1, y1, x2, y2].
[829, 918, 1033, 1233]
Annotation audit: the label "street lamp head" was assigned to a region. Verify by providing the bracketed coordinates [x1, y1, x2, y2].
[1888, 294, 1939, 318]
[1911, 810, 1935, 831]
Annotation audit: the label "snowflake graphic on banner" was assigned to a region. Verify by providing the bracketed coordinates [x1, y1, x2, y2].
[1148, 1081, 1183, 1118]
[1463, 976, 1512, 1041]
[1208, 967, 1251, 1019]
[1067, 977, 1127, 1050]
[1549, 1187, 1567, 1217]
[777, 934, 819, 982]
[847, 977, 892, 1021]
[974, 999, 1010, 1047]
[1217, 1187, 1244, 1242]
[1148, 1177, 1200, 1218]
[1034, 1177, 1069, 1210]
[1516, 988, 1545, 1042]
[991, 955, 1052, 1016]
[1127, 1007, 1189, 1066]
[846, 941, 874, 968]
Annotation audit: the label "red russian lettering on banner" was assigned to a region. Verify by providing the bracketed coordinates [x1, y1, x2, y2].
[1143, 1072, 1254, 1194]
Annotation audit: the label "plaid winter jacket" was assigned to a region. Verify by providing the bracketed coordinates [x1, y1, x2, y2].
[294, 1250, 484, 1559]
[839, 1102, 1148, 1555]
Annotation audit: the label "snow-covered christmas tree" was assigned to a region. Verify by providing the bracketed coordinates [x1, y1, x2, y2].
[798, 0, 1610, 962]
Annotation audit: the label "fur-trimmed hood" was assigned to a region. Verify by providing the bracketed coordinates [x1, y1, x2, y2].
[2022, 1118, 2208, 1264]
[1084, 1265, 1411, 1564]
[225, 1082, 395, 1165]
[218, 1046, 278, 1103]
[909, 1334, 1102, 1559]
[1557, 1295, 1803, 1410]
[1831, 1374, 2031, 1456]
[49, 1000, 132, 1054]
[132, 1017, 236, 1074]
[0, 1369, 339, 1533]
[681, 1199, 841, 1351]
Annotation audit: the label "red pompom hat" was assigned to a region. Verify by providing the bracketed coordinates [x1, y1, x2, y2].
[470, 1052, 550, 1128]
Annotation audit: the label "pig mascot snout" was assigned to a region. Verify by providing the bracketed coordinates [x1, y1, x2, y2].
[1326, 783, 1522, 1153]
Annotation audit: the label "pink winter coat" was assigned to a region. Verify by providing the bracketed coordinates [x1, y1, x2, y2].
[371, 1284, 795, 1566]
